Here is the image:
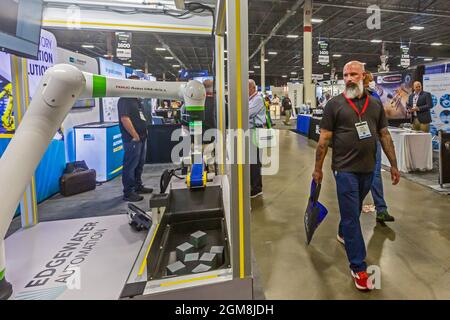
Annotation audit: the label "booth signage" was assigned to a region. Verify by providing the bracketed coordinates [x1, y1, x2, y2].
[179, 69, 209, 80]
[400, 44, 410, 68]
[116, 32, 132, 60]
[312, 74, 324, 81]
[318, 40, 329, 65]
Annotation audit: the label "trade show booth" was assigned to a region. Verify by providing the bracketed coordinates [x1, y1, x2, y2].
[0, 0, 254, 302]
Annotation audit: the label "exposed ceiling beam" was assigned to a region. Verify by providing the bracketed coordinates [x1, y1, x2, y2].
[313, 2, 450, 18]
[153, 34, 187, 69]
[249, 0, 305, 61]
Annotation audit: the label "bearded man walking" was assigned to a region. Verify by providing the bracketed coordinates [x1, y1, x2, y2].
[312, 61, 400, 291]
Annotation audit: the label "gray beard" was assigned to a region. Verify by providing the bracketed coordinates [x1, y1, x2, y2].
[345, 81, 364, 99]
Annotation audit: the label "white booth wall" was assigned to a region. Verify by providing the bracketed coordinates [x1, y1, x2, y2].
[56, 48, 100, 162]
[287, 82, 304, 108]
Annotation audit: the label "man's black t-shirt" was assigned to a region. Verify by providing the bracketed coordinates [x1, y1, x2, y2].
[282, 97, 292, 110]
[320, 93, 388, 173]
[118, 97, 148, 143]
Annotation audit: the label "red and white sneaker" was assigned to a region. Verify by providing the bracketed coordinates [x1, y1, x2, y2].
[351, 270, 374, 291]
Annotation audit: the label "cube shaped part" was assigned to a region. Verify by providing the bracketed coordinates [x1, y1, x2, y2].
[183, 252, 200, 272]
[184, 252, 200, 263]
[199, 252, 217, 268]
[210, 246, 224, 266]
[189, 230, 207, 249]
[192, 263, 212, 274]
[176, 242, 194, 260]
[166, 261, 186, 276]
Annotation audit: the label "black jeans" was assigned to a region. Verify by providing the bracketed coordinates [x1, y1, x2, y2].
[250, 148, 262, 194]
[122, 139, 147, 196]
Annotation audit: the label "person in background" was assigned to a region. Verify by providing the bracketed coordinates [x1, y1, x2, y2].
[406, 81, 432, 133]
[249, 79, 266, 198]
[264, 95, 274, 128]
[282, 95, 293, 125]
[203, 79, 216, 133]
[364, 71, 395, 223]
[272, 94, 280, 108]
[313, 61, 400, 291]
[118, 75, 153, 202]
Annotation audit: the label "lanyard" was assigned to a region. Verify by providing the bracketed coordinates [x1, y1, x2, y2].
[342, 93, 369, 122]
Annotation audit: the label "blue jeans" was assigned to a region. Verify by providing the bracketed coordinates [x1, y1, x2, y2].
[335, 171, 374, 272]
[370, 142, 388, 213]
[122, 139, 147, 196]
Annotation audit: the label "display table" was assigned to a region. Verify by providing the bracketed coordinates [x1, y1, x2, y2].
[381, 127, 433, 173]
[308, 117, 322, 142]
[147, 124, 182, 163]
[74, 122, 124, 182]
[296, 114, 311, 135]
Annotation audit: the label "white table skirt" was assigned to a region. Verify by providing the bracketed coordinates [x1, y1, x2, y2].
[381, 128, 433, 173]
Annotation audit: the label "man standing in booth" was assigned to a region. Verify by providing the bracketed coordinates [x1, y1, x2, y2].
[118, 75, 153, 202]
[406, 81, 433, 133]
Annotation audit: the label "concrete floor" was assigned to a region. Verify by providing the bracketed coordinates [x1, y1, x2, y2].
[251, 130, 450, 299]
[6, 128, 450, 299]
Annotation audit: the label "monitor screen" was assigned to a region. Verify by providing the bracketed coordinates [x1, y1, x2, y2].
[0, 0, 43, 59]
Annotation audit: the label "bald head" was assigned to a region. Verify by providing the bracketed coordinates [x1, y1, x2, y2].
[248, 79, 257, 97]
[344, 61, 365, 73]
[343, 61, 366, 98]
[413, 81, 422, 94]
[203, 79, 213, 93]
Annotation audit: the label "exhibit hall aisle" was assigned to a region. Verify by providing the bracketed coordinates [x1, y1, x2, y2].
[251, 130, 450, 299]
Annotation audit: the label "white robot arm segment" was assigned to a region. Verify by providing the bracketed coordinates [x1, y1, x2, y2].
[0, 64, 205, 289]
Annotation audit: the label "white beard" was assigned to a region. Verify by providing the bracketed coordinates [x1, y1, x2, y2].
[345, 80, 364, 99]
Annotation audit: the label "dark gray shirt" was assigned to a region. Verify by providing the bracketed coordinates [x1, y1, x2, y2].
[320, 93, 388, 173]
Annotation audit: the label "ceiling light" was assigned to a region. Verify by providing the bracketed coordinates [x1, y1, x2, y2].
[431, 42, 442, 46]
[291, 72, 297, 75]
[311, 18, 323, 23]
[103, 54, 113, 58]
[371, 39, 382, 43]
[135, 69, 143, 72]
[254, 65, 260, 69]
[155, 47, 166, 51]
[82, 44, 94, 48]
[424, 58, 433, 61]
[268, 51, 277, 55]
[264, 59, 269, 62]
[324, 73, 330, 75]
[224, 50, 228, 53]
[249, 70, 255, 73]
[286, 35, 299, 38]
[172, 64, 180, 67]
[333, 54, 342, 57]
[410, 26, 424, 30]
[282, 75, 287, 78]
[123, 63, 131, 66]
[164, 57, 174, 60]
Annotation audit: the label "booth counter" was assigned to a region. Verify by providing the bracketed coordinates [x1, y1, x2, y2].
[296, 114, 311, 135]
[308, 117, 322, 142]
[74, 122, 124, 182]
[146, 123, 182, 164]
[0, 136, 65, 204]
